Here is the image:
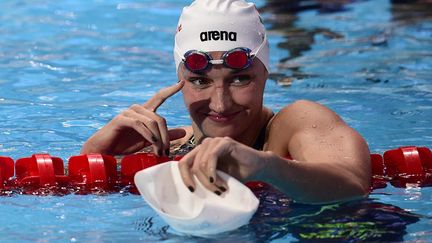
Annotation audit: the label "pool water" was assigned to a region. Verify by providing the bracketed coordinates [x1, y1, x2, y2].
[1, 0, 431, 242]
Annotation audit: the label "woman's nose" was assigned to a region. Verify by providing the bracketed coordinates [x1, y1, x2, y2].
[209, 86, 232, 113]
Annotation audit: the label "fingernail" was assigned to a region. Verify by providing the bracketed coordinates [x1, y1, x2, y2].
[188, 186, 195, 193]
[165, 149, 170, 156]
[209, 176, 214, 183]
[152, 135, 158, 143]
[214, 190, 221, 196]
[218, 186, 226, 192]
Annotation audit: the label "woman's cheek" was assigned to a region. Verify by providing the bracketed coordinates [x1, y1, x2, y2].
[182, 86, 208, 109]
[231, 85, 261, 105]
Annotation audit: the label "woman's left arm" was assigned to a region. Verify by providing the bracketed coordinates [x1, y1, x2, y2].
[260, 100, 371, 204]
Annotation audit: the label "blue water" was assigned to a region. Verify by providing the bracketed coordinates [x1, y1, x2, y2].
[1, 0, 432, 242]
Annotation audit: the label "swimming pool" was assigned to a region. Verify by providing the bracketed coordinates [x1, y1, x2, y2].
[1, 0, 431, 241]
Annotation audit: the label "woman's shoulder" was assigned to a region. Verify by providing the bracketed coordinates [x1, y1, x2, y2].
[276, 99, 322, 116]
[269, 99, 337, 129]
[264, 100, 328, 152]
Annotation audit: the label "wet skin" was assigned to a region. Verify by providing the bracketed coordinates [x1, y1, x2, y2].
[81, 51, 371, 204]
[179, 51, 271, 147]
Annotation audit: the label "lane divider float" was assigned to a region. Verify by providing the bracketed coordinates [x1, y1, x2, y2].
[0, 146, 431, 194]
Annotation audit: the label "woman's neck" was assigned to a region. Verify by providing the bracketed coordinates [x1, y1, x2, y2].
[191, 107, 274, 147]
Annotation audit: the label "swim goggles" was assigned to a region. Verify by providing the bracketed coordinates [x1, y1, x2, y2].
[181, 35, 267, 72]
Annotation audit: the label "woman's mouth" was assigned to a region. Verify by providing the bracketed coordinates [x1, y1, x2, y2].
[207, 112, 240, 123]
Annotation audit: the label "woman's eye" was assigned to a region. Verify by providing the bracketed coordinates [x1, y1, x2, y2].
[231, 75, 251, 86]
[188, 77, 211, 87]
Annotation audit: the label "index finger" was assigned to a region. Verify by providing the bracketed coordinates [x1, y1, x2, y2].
[178, 145, 201, 192]
[143, 80, 185, 112]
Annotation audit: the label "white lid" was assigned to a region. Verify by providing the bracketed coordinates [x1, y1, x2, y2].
[134, 161, 259, 236]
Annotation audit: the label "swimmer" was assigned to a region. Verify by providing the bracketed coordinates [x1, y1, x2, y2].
[81, 0, 371, 204]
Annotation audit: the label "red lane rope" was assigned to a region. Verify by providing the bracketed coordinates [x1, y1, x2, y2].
[0, 146, 431, 195]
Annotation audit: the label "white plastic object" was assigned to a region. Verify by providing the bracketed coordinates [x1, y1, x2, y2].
[134, 161, 259, 236]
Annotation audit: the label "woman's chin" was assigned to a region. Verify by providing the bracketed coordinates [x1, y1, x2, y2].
[202, 125, 240, 138]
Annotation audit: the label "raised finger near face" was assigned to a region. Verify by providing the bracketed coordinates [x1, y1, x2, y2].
[143, 80, 184, 112]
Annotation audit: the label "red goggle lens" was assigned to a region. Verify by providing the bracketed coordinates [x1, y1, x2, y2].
[224, 50, 249, 69]
[185, 53, 208, 71]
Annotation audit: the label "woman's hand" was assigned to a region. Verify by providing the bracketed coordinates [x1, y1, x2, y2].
[178, 137, 269, 194]
[81, 80, 186, 156]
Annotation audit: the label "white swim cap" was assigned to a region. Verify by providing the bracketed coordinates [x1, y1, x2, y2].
[174, 0, 269, 72]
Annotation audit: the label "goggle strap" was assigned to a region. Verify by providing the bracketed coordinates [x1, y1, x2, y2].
[178, 51, 189, 63]
[251, 34, 267, 57]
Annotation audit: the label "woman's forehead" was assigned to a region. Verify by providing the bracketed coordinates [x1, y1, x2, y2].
[207, 51, 225, 60]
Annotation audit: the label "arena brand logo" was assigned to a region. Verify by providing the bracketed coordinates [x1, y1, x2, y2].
[200, 31, 237, 42]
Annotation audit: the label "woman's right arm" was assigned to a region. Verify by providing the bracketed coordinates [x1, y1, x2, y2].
[81, 80, 186, 156]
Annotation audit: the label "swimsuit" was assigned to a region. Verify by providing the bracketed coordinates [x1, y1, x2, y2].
[172, 114, 274, 156]
[252, 122, 267, 151]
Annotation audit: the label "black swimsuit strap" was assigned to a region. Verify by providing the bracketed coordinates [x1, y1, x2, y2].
[252, 123, 267, 151]
[187, 134, 196, 146]
[252, 113, 275, 151]
[171, 134, 196, 156]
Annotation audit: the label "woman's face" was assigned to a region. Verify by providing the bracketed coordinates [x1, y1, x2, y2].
[179, 51, 268, 139]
